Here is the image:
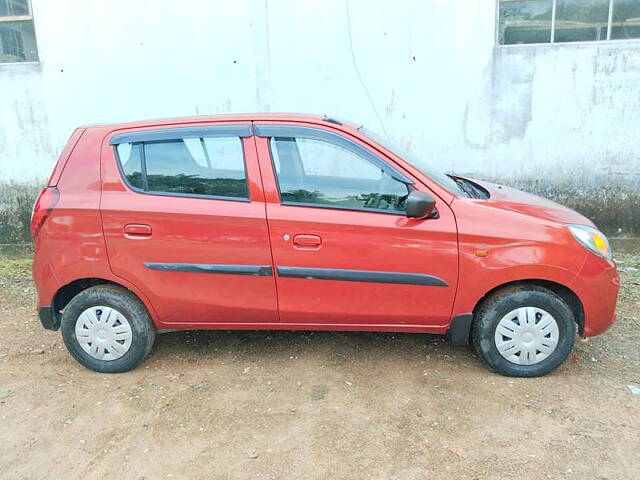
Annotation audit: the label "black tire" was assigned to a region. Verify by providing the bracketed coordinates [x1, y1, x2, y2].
[472, 285, 576, 377]
[61, 285, 156, 373]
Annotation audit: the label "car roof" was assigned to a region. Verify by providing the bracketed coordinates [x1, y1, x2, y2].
[82, 113, 359, 130]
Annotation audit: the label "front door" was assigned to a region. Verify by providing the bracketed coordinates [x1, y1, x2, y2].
[254, 124, 458, 329]
[100, 124, 278, 326]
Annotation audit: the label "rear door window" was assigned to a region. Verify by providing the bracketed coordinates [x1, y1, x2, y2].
[114, 130, 249, 200]
[144, 137, 247, 198]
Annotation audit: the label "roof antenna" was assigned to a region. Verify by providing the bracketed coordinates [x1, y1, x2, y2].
[322, 115, 343, 126]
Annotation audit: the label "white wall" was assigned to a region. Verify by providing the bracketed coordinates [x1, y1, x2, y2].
[1, 0, 639, 186]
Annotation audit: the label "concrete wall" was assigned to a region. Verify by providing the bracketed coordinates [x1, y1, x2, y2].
[1, 0, 639, 239]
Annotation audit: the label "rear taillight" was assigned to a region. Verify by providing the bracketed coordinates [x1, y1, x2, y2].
[31, 187, 60, 240]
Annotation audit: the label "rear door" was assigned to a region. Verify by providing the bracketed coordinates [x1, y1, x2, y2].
[254, 124, 459, 329]
[100, 124, 278, 327]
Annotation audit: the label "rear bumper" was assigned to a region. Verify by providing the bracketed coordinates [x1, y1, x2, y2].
[570, 254, 620, 337]
[38, 306, 61, 331]
[32, 253, 61, 324]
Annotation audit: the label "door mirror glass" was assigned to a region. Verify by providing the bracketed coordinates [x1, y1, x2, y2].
[405, 190, 436, 218]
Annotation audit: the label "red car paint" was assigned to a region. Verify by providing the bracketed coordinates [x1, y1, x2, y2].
[32, 114, 619, 339]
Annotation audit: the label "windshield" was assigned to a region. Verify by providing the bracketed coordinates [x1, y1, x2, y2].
[358, 126, 467, 197]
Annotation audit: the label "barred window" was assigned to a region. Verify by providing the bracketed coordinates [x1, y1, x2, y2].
[499, 0, 640, 45]
[0, 0, 38, 62]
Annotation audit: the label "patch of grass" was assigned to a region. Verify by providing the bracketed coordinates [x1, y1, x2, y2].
[0, 256, 32, 281]
[0, 254, 35, 311]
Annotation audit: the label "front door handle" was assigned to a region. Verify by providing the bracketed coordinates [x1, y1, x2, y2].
[124, 223, 152, 238]
[293, 234, 322, 249]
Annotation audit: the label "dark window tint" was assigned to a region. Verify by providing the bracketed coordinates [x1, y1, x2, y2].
[611, 0, 640, 39]
[555, 0, 609, 42]
[270, 136, 409, 213]
[116, 143, 144, 189]
[499, 0, 553, 45]
[0, 0, 29, 16]
[0, 20, 38, 62]
[498, 0, 640, 44]
[115, 136, 248, 199]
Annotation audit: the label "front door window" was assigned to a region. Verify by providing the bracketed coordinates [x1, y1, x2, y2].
[269, 135, 410, 213]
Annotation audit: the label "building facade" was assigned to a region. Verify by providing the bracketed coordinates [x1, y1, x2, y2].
[1, 0, 639, 236]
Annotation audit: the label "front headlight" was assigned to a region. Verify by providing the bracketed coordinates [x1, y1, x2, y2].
[568, 224, 612, 259]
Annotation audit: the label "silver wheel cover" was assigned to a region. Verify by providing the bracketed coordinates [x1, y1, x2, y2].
[494, 307, 559, 366]
[75, 306, 133, 361]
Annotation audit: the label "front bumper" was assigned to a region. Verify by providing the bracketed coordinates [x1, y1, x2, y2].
[570, 253, 620, 337]
[38, 306, 60, 331]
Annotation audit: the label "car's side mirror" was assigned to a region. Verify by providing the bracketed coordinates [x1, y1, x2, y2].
[405, 190, 437, 219]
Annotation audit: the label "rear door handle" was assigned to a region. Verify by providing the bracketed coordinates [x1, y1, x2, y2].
[293, 234, 322, 249]
[124, 223, 152, 238]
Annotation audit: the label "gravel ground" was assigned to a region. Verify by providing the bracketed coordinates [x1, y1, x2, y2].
[0, 242, 639, 479]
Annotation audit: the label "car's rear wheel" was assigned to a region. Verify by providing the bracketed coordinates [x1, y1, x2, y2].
[472, 286, 576, 377]
[61, 285, 155, 373]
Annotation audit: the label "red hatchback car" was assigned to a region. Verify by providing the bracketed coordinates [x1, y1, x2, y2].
[31, 114, 619, 376]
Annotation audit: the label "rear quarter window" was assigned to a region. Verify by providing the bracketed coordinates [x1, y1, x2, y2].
[116, 143, 144, 189]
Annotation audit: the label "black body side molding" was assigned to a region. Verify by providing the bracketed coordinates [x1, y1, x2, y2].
[276, 266, 447, 287]
[445, 313, 474, 346]
[144, 263, 273, 276]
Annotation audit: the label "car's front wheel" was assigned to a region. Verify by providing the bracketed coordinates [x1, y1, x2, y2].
[61, 285, 156, 373]
[472, 286, 576, 377]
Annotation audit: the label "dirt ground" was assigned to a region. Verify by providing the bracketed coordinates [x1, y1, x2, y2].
[1, 242, 639, 480]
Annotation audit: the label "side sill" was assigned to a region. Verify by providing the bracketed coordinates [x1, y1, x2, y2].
[150, 321, 450, 335]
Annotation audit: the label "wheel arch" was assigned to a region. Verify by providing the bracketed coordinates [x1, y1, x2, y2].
[51, 277, 158, 329]
[472, 279, 585, 336]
